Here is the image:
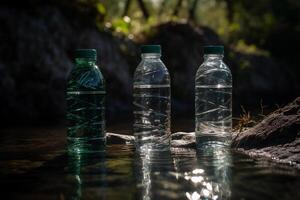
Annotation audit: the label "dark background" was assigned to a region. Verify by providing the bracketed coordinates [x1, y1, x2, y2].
[0, 0, 299, 131]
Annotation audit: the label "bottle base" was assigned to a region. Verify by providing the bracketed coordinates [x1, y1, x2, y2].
[134, 135, 170, 154]
[196, 134, 231, 149]
[67, 137, 106, 153]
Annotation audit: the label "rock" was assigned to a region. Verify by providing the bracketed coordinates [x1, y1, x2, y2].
[106, 132, 196, 148]
[0, 4, 136, 123]
[232, 97, 300, 168]
[170, 132, 196, 148]
[107, 132, 134, 144]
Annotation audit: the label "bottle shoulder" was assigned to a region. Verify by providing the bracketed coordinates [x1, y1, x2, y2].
[67, 64, 105, 91]
[134, 59, 170, 85]
[197, 60, 231, 71]
[196, 61, 232, 86]
[197, 60, 231, 75]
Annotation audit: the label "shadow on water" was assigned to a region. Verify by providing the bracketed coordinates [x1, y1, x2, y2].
[65, 145, 136, 200]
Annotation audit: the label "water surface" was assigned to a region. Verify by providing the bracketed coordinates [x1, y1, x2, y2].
[0, 128, 299, 199]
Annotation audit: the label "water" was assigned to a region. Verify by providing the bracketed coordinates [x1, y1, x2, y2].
[66, 91, 105, 153]
[3, 139, 300, 200]
[133, 84, 171, 151]
[195, 85, 232, 146]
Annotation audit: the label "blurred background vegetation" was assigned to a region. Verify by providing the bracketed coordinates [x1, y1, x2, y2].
[0, 0, 299, 129]
[66, 0, 300, 58]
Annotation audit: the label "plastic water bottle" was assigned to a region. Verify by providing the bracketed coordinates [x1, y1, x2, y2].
[195, 45, 232, 146]
[133, 45, 171, 152]
[66, 49, 105, 153]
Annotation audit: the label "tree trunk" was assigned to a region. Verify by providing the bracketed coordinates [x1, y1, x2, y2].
[224, 0, 234, 22]
[173, 0, 183, 16]
[136, 0, 149, 19]
[123, 0, 132, 17]
[188, 0, 199, 22]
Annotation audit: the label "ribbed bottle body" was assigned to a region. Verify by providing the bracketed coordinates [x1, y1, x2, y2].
[67, 58, 105, 153]
[133, 53, 171, 151]
[195, 54, 232, 146]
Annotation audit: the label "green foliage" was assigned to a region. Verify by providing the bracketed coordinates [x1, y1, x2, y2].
[111, 17, 131, 34]
[96, 2, 106, 15]
[64, 0, 299, 58]
[227, 0, 300, 57]
[234, 40, 269, 56]
[196, 0, 230, 38]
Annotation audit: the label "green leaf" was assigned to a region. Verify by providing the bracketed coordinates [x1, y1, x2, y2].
[96, 3, 106, 15]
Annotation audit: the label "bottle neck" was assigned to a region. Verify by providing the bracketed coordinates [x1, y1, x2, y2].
[203, 54, 224, 61]
[75, 58, 96, 66]
[141, 53, 161, 60]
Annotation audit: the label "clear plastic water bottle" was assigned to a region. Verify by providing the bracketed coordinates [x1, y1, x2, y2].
[133, 45, 171, 151]
[66, 49, 105, 153]
[195, 45, 232, 146]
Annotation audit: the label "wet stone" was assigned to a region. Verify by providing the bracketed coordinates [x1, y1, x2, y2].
[232, 97, 300, 169]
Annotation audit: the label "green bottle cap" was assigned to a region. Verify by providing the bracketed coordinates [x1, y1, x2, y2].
[203, 45, 224, 55]
[141, 45, 161, 54]
[75, 49, 97, 60]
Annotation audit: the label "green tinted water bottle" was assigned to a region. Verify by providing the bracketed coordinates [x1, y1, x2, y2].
[66, 49, 106, 153]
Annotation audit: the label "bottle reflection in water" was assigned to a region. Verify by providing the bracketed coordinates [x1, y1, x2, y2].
[66, 49, 106, 153]
[66, 152, 106, 200]
[139, 153, 152, 200]
[185, 144, 232, 200]
[133, 45, 171, 151]
[135, 149, 174, 200]
[195, 46, 232, 146]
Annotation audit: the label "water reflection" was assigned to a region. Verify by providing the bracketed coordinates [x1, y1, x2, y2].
[66, 152, 106, 200]
[172, 144, 232, 200]
[187, 144, 232, 200]
[135, 148, 174, 200]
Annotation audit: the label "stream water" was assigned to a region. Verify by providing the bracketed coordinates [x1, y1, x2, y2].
[0, 128, 299, 200]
